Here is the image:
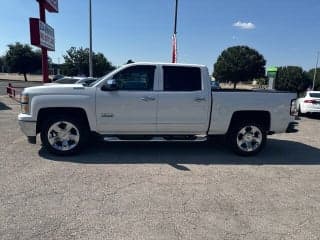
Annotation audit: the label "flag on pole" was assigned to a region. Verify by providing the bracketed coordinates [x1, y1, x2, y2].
[172, 34, 177, 63]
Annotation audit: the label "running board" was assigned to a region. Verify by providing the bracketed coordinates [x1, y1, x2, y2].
[103, 135, 207, 142]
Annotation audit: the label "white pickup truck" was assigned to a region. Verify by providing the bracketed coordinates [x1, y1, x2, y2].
[18, 62, 297, 156]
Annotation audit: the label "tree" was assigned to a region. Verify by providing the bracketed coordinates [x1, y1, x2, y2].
[256, 77, 268, 87]
[5, 42, 42, 81]
[0, 56, 3, 72]
[62, 47, 115, 77]
[275, 66, 311, 93]
[307, 68, 320, 91]
[213, 46, 266, 88]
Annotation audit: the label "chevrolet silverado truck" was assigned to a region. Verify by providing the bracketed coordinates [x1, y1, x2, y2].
[18, 63, 297, 156]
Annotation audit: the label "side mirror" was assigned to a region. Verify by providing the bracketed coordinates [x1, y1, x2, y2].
[101, 79, 118, 91]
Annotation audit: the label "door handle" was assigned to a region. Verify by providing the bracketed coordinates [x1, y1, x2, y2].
[194, 97, 206, 102]
[141, 96, 156, 102]
[146, 96, 156, 101]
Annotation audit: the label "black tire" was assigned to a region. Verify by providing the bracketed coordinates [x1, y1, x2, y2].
[298, 105, 303, 116]
[228, 121, 267, 156]
[40, 115, 89, 155]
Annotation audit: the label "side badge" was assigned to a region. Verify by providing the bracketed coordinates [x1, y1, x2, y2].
[101, 113, 114, 118]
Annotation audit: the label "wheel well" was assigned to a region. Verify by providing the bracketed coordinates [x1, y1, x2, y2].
[36, 107, 90, 134]
[228, 111, 271, 133]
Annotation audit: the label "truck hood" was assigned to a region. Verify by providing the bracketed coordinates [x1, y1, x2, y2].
[23, 84, 89, 95]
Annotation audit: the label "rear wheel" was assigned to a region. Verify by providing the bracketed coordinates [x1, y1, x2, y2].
[229, 122, 266, 156]
[40, 115, 89, 155]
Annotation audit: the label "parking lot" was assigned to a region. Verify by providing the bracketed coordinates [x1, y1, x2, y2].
[1, 88, 320, 239]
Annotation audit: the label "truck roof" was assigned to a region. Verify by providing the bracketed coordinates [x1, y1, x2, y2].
[126, 62, 207, 68]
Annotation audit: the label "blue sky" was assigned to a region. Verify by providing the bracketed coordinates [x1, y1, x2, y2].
[0, 0, 319, 73]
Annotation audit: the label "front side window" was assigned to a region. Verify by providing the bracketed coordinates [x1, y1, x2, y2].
[163, 66, 202, 91]
[113, 65, 155, 91]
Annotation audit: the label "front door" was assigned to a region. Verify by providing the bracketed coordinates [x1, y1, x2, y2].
[96, 65, 157, 134]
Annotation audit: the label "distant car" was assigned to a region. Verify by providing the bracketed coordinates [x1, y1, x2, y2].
[52, 74, 65, 81]
[211, 80, 221, 90]
[76, 77, 97, 86]
[53, 77, 97, 86]
[54, 77, 83, 84]
[296, 91, 320, 115]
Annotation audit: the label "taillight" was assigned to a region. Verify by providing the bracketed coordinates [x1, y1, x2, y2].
[304, 99, 317, 104]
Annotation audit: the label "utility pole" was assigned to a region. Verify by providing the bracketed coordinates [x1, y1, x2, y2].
[57, 57, 61, 75]
[312, 51, 319, 90]
[89, 0, 93, 77]
[174, 0, 178, 36]
[172, 0, 178, 63]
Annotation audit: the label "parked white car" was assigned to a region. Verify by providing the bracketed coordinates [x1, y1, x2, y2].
[53, 77, 97, 86]
[296, 91, 320, 115]
[18, 62, 297, 156]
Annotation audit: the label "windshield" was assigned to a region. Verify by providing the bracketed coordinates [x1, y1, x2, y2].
[87, 67, 121, 87]
[87, 76, 104, 87]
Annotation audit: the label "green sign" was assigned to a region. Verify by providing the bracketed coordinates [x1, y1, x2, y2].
[267, 66, 278, 78]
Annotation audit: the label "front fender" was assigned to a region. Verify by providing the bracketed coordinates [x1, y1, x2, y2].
[31, 95, 97, 131]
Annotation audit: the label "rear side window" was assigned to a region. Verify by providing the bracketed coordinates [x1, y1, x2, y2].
[309, 93, 320, 98]
[163, 66, 202, 91]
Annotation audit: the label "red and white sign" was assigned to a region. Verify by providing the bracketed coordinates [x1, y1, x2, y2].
[44, 0, 59, 13]
[30, 18, 55, 51]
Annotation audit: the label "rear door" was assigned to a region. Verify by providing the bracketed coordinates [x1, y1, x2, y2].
[157, 66, 211, 134]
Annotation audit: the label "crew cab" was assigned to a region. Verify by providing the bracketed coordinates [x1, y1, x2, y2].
[18, 62, 297, 156]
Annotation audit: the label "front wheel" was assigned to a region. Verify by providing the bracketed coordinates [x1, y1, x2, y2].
[40, 115, 88, 155]
[228, 122, 266, 156]
[298, 105, 303, 116]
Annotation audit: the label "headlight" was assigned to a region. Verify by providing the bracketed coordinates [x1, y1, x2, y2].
[21, 94, 29, 104]
[21, 94, 29, 114]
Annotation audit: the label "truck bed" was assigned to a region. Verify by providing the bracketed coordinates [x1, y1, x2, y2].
[208, 90, 296, 135]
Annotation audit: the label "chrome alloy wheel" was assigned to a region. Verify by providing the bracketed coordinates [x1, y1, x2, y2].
[236, 125, 263, 152]
[47, 121, 80, 151]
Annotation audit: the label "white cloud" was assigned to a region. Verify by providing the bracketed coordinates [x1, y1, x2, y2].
[233, 21, 256, 30]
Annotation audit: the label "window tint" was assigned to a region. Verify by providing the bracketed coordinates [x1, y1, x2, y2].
[163, 66, 201, 91]
[309, 93, 320, 98]
[113, 65, 155, 91]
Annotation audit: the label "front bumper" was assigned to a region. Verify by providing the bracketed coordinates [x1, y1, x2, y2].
[18, 120, 36, 137]
[18, 120, 37, 144]
[304, 109, 320, 113]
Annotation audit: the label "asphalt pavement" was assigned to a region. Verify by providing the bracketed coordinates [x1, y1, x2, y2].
[1, 93, 320, 240]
